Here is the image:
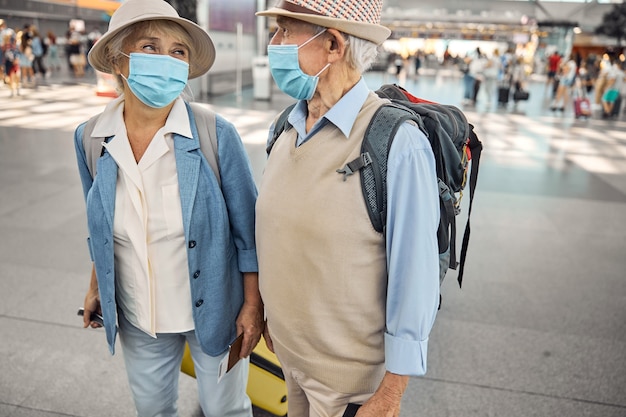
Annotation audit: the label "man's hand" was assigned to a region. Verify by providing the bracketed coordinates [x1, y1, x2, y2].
[356, 372, 409, 417]
[263, 323, 274, 353]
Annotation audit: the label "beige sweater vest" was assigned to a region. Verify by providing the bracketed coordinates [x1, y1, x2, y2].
[256, 93, 389, 393]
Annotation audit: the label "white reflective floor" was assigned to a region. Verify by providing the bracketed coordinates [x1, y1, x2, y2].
[0, 68, 625, 417]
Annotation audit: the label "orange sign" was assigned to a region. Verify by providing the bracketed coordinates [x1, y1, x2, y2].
[77, 0, 122, 12]
[46, 0, 122, 12]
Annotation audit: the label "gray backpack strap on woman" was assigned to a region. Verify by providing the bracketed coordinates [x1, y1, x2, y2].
[81, 102, 220, 185]
[188, 102, 220, 186]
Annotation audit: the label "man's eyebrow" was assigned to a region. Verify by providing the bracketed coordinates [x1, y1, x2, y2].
[276, 16, 294, 28]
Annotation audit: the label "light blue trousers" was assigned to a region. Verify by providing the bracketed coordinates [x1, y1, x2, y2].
[118, 311, 252, 417]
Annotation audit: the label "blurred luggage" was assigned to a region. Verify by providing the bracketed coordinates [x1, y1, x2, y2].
[573, 86, 592, 119]
[513, 89, 529, 102]
[512, 80, 529, 102]
[574, 97, 592, 118]
[497, 86, 510, 106]
[181, 336, 288, 416]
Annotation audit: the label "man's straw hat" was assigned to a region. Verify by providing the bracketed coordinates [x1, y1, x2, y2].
[257, 0, 391, 45]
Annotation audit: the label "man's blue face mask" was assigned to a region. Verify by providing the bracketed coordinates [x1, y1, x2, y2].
[267, 30, 331, 101]
[121, 52, 189, 108]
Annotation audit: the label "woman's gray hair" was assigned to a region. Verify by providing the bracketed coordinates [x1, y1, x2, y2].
[103, 25, 132, 93]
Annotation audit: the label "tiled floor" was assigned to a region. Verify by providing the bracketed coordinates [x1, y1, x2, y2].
[0, 69, 625, 417]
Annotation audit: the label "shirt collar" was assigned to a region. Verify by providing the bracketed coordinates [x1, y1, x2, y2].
[163, 99, 192, 139]
[91, 95, 124, 138]
[289, 77, 371, 141]
[91, 96, 192, 139]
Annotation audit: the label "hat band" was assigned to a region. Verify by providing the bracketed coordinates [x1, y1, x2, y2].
[275, 0, 326, 17]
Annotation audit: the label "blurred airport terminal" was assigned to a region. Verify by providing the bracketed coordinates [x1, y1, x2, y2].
[1, 0, 625, 98]
[1, 1, 625, 417]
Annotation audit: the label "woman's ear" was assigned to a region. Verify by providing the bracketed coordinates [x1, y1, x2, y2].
[111, 56, 121, 75]
[113, 56, 127, 77]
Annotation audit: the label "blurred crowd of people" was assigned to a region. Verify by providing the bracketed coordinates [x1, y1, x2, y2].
[377, 46, 624, 118]
[1, 17, 102, 97]
[381, 47, 534, 109]
[4, 13, 625, 118]
[547, 51, 625, 119]
[1, 19, 51, 96]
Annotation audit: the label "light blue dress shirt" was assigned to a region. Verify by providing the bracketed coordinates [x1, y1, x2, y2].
[270, 78, 441, 376]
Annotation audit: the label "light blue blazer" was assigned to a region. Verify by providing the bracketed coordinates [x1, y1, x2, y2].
[74, 103, 258, 356]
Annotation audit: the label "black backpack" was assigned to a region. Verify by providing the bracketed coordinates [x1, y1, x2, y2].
[267, 84, 482, 301]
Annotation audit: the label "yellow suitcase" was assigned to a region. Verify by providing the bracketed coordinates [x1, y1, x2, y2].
[180, 336, 287, 416]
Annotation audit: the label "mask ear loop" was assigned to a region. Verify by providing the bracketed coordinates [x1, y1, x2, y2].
[298, 30, 331, 77]
[297, 29, 327, 50]
[118, 51, 131, 82]
[315, 63, 331, 77]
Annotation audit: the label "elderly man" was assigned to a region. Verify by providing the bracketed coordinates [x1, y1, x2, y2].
[255, 1, 441, 416]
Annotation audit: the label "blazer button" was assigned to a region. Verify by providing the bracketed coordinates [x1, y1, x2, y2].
[193, 270, 200, 279]
[188, 240, 197, 248]
[195, 299, 204, 308]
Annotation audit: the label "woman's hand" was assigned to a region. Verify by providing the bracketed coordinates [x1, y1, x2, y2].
[82, 265, 102, 328]
[236, 300, 264, 358]
[236, 272, 264, 358]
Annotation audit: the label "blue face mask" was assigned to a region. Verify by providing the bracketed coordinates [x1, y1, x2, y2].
[267, 30, 330, 100]
[121, 52, 189, 108]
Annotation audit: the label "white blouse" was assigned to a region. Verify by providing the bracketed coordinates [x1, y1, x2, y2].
[98, 97, 194, 337]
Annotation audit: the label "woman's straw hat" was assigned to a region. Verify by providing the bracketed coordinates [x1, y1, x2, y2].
[88, 0, 215, 79]
[257, 0, 391, 45]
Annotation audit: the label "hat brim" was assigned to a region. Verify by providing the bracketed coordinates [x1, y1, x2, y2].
[256, 7, 391, 45]
[88, 16, 215, 79]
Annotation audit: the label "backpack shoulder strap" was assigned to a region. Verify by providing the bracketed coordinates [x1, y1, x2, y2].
[81, 103, 221, 187]
[188, 102, 220, 186]
[457, 124, 482, 287]
[266, 103, 297, 155]
[337, 103, 421, 234]
[81, 113, 104, 179]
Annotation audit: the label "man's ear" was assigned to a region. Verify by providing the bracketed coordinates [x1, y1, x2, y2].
[325, 28, 348, 63]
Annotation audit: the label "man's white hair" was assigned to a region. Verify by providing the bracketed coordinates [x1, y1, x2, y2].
[345, 34, 379, 73]
[307, 23, 379, 73]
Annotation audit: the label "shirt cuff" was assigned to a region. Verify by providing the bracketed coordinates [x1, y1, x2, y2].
[384, 332, 429, 376]
[237, 248, 258, 272]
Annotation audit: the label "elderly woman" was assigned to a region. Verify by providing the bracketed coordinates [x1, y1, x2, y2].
[73, 1, 261, 416]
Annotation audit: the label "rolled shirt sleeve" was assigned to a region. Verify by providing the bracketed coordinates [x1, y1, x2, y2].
[384, 121, 441, 376]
